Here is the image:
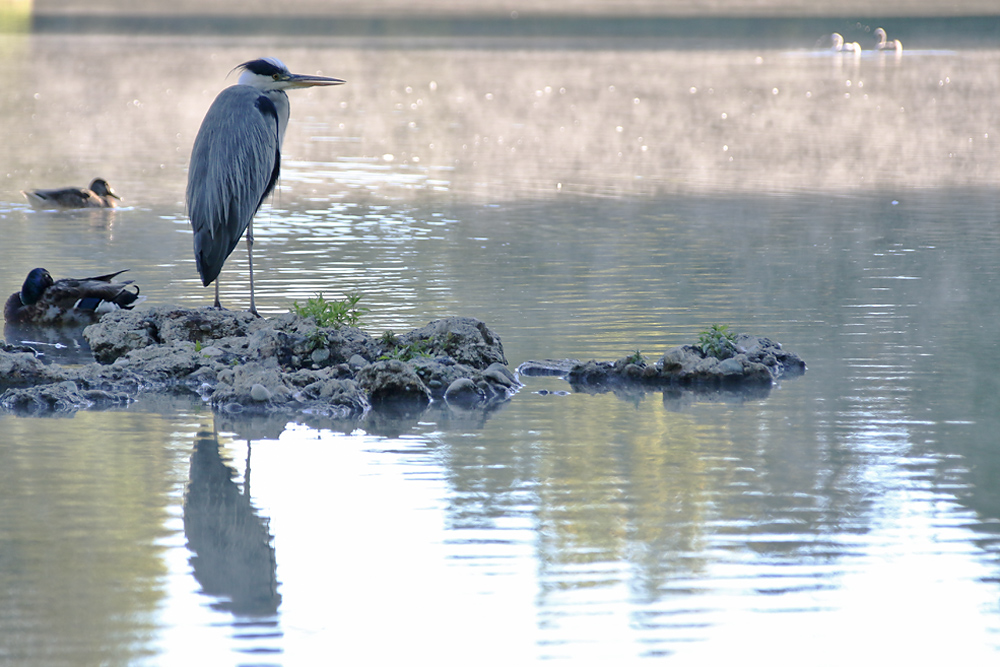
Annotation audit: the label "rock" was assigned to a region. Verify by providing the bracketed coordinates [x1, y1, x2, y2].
[157, 307, 263, 343]
[274, 319, 380, 369]
[408, 358, 518, 403]
[484, 363, 518, 387]
[409, 358, 472, 396]
[0, 379, 130, 414]
[250, 383, 272, 402]
[0, 349, 65, 388]
[2, 340, 41, 356]
[391, 317, 506, 368]
[444, 377, 483, 406]
[736, 334, 806, 377]
[245, 328, 303, 368]
[83, 313, 158, 364]
[84, 306, 268, 364]
[716, 357, 745, 376]
[286, 368, 370, 415]
[356, 360, 432, 405]
[111, 341, 206, 381]
[516, 359, 581, 377]
[212, 362, 293, 409]
[565, 360, 615, 386]
[347, 354, 369, 371]
[543, 334, 804, 396]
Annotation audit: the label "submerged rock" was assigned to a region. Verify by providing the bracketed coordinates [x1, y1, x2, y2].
[0, 348, 64, 387]
[0, 379, 131, 414]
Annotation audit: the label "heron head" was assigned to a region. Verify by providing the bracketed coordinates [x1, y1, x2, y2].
[235, 57, 345, 91]
[20, 268, 53, 306]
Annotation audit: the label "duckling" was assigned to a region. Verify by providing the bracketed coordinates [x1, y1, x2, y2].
[21, 178, 122, 210]
[4, 268, 144, 325]
[874, 27, 902, 53]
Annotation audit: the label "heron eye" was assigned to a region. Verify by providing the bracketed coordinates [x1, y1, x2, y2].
[272, 73, 280, 80]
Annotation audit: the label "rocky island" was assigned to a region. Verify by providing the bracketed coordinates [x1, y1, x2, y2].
[0, 307, 805, 416]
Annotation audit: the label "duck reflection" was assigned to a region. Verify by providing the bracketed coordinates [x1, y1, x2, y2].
[183, 429, 281, 616]
[3, 321, 98, 365]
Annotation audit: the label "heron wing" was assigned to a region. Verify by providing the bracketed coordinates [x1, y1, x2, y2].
[186, 85, 281, 286]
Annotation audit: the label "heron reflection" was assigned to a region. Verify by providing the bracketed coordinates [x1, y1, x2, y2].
[184, 429, 281, 616]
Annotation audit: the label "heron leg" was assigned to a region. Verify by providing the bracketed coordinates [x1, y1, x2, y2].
[247, 219, 260, 317]
[213, 280, 222, 309]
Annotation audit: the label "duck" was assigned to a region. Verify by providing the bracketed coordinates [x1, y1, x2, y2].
[831, 32, 862, 56]
[874, 27, 902, 53]
[21, 178, 122, 210]
[4, 268, 145, 325]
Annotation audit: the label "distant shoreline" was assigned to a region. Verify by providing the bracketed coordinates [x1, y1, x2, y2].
[18, 13, 1000, 49]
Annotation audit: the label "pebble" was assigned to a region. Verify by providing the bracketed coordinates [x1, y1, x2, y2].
[250, 383, 273, 402]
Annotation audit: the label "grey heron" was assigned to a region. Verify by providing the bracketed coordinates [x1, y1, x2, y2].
[4, 268, 144, 325]
[22, 178, 121, 209]
[186, 57, 344, 315]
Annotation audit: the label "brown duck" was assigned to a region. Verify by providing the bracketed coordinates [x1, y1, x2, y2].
[21, 178, 122, 210]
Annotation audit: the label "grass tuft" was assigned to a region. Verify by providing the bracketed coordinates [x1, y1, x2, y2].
[291, 292, 368, 328]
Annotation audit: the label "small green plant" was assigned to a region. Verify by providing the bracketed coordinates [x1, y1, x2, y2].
[291, 292, 368, 328]
[378, 339, 433, 362]
[194, 340, 203, 353]
[624, 349, 645, 366]
[306, 327, 328, 348]
[380, 330, 399, 346]
[697, 324, 738, 358]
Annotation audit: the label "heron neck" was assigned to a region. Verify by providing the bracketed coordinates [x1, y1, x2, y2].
[262, 89, 290, 147]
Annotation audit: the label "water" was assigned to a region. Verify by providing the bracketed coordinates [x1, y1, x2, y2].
[3, 22, 1000, 665]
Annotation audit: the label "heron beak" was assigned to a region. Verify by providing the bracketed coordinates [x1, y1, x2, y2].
[286, 73, 346, 88]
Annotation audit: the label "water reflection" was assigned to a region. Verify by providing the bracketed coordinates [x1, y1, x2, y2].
[184, 428, 281, 618]
[0, 412, 176, 665]
[3, 320, 97, 365]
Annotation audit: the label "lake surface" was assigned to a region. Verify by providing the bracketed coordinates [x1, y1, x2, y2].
[2, 22, 1000, 665]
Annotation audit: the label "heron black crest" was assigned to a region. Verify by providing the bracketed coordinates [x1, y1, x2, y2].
[236, 58, 285, 78]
